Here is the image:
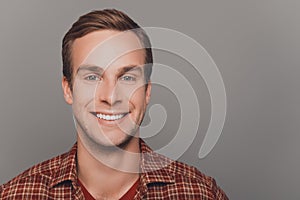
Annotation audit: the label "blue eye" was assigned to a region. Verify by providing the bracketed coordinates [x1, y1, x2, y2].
[120, 75, 136, 82]
[85, 75, 100, 81]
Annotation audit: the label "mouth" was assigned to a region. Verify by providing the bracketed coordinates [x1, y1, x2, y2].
[91, 112, 129, 121]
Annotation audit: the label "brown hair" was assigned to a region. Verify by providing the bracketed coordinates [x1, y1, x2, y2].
[62, 9, 153, 90]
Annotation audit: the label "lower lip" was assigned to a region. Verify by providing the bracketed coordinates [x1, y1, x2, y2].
[95, 113, 129, 126]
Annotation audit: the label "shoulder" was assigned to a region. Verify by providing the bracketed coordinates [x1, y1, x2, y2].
[171, 159, 213, 186]
[145, 152, 228, 199]
[171, 160, 228, 199]
[140, 140, 228, 199]
[171, 161, 213, 185]
[2, 152, 66, 184]
[0, 148, 73, 199]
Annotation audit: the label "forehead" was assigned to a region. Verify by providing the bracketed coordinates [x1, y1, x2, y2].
[72, 30, 145, 72]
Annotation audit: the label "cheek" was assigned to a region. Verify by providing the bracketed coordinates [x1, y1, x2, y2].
[129, 87, 147, 109]
[72, 81, 97, 107]
[119, 82, 146, 100]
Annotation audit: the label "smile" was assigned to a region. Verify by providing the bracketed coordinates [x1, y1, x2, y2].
[92, 112, 128, 121]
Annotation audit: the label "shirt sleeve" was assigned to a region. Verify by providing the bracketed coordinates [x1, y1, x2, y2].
[212, 179, 229, 200]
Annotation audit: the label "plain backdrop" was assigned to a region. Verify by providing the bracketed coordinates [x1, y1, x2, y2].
[1, 1, 300, 199]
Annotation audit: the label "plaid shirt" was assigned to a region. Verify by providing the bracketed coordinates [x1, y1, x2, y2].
[0, 140, 228, 199]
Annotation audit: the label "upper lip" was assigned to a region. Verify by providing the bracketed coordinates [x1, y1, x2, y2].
[90, 111, 129, 115]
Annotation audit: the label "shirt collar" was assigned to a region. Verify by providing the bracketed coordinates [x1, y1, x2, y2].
[49, 140, 176, 188]
[137, 140, 176, 197]
[139, 139, 175, 184]
[49, 143, 78, 188]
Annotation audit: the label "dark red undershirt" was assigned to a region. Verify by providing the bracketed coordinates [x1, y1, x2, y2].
[78, 179, 139, 200]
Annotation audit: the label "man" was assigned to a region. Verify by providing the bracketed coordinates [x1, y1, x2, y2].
[0, 9, 228, 199]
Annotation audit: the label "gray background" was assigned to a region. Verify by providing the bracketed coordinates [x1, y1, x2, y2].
[0, 1, 299, 199]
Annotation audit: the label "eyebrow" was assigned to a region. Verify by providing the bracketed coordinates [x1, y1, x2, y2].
[76, 65, 104, 74]
[117, 65, 143, 75]
[77, 64, 143, 75]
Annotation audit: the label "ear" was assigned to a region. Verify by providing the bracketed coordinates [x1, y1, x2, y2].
[62, 77, 73, 105]
[145, 81, 151, 105]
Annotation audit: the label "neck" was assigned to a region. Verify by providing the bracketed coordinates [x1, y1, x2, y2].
[77, 136, 140, 199]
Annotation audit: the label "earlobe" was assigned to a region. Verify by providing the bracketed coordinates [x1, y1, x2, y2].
[145, 81, 152, 105]
[62, 77, 73, 105]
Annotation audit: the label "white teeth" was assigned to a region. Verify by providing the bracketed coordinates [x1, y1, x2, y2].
[96, 113, 125, 121]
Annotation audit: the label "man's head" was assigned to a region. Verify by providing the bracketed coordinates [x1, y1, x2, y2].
[61, 9, 152, 148]
[62, 9, 153, 90]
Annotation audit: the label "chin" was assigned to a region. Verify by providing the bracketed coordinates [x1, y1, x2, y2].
[90, 132, 135, 151]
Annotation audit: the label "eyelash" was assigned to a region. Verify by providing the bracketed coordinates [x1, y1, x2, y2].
[84, 74, 101, 81]
[119, 75, 136, 82]
[83, 74, 137, 82]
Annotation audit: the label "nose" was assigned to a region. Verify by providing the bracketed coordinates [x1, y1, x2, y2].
[96, 79, 122, 107]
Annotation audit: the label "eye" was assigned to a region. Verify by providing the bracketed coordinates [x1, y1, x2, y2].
[85, 74, 100, 81]
[120, 75, 136, 82]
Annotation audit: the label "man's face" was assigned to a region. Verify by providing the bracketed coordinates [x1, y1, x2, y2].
[62, 30, 151, 148]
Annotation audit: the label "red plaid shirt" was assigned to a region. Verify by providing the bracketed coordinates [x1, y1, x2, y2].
[0, 140, 228, 199]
